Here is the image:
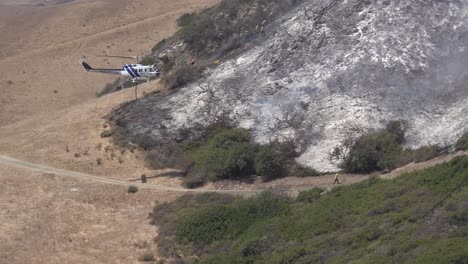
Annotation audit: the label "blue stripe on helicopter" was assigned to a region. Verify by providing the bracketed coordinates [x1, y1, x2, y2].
[129, 66, 141, 78]
[124, 66, 136, 78]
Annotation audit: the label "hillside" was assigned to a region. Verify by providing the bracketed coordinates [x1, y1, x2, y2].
[110, 0, 468, 172]
[0, 1, 221, 263]
[151, 155, 468, 263]
[0, 0, 217, 126]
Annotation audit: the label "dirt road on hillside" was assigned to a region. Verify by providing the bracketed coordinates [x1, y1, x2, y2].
[2, 150, 467, 197]
[0, 155, 260, 195]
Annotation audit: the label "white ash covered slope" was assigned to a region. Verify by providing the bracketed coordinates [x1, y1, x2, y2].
[112, 0, 468, 171]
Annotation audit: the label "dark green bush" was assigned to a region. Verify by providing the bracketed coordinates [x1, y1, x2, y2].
[176, 204, 236, 246]
[255, 146, 285, 180]
[175, 192, 289, 246]
[385, 120, 407, 144]
[138, 253, 155, 262]
[139, 56, 156, 66]
[178, 9, 217, 53]
[188, 129, 314, 181]
[176, 0, 304, 56]
[340, 120, 420, 173]
[128, 185, 139, 193]
[152, 38, 166, 52]
[192, 128, 257, 180]
[342, 130, 402, 173]
[455, 132, 468, 150]
[182, 171, 206, 189]
[241, 238, 274, 257]
[177, 12, 195, 27]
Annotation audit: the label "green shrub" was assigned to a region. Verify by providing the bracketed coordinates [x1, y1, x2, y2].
[455, 132, 468, 150]
[255, 146, 285, 180]
[192, 128, 257, 180]
[342, 130, 402, 173]
[189, 129, 310, 181]
[177, 12, 195, 27]
[176, 192, 289, 246]
[152, 38, 166, 52]
[176, 204, 236, 246]
[385, 120, 407, 144]
[139, 56, 156, 66]
[138, 253, 155, 262]
[182, 172, 206, 189]
[339, 121, 415, 173]
[128, 185, 139, 193]
[241, 238, 274, 257]
[178, 8, 217, 53]
[175, 0, 304, 57]
[100, 130, 112, 138]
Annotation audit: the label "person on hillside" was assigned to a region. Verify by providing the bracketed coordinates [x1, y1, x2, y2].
[333, 173, 341, 185]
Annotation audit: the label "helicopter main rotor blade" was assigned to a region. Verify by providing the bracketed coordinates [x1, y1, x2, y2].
[96, 55, 140, 59]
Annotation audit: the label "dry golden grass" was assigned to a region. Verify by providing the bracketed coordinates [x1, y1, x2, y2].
[0, 1, 218, 263]
[0, 0, 218, 126]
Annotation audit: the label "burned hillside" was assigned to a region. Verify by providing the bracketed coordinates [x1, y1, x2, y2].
[110, 0, 468, 171]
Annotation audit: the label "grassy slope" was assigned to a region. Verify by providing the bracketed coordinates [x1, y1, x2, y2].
[153, 156, 468, 263]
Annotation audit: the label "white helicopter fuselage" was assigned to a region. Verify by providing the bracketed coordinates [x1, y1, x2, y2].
[82, 61, 160, 82]
[121, 64, 159, 82]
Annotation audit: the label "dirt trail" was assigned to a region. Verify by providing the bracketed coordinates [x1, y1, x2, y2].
[2, 151, 466, 197]
[204, 149, 468, 196]
[0, 155, 260, 195]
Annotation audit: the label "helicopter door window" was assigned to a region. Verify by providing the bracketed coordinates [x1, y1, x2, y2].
[138, 69, 142, 73]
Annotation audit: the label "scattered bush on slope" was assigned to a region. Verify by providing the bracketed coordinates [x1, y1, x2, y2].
[152, 0, 306, 89]
[151, 156, 468, 263]
[456, 132, 468, 151]
[191, 128, 257, 180]
[339, 121, 443, 173]
[189, 128, 318, 181]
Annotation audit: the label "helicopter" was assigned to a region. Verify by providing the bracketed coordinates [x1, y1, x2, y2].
[81, 55, 160, 100]
[81, 55, 160, 82]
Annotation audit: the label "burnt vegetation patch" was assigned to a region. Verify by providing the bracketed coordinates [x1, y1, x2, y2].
[151, 0, 306, 90]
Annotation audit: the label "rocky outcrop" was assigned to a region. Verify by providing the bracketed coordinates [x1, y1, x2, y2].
[112, 0, 468, 171]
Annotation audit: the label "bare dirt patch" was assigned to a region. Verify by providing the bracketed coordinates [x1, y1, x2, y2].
[0, 164, 179, 264]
